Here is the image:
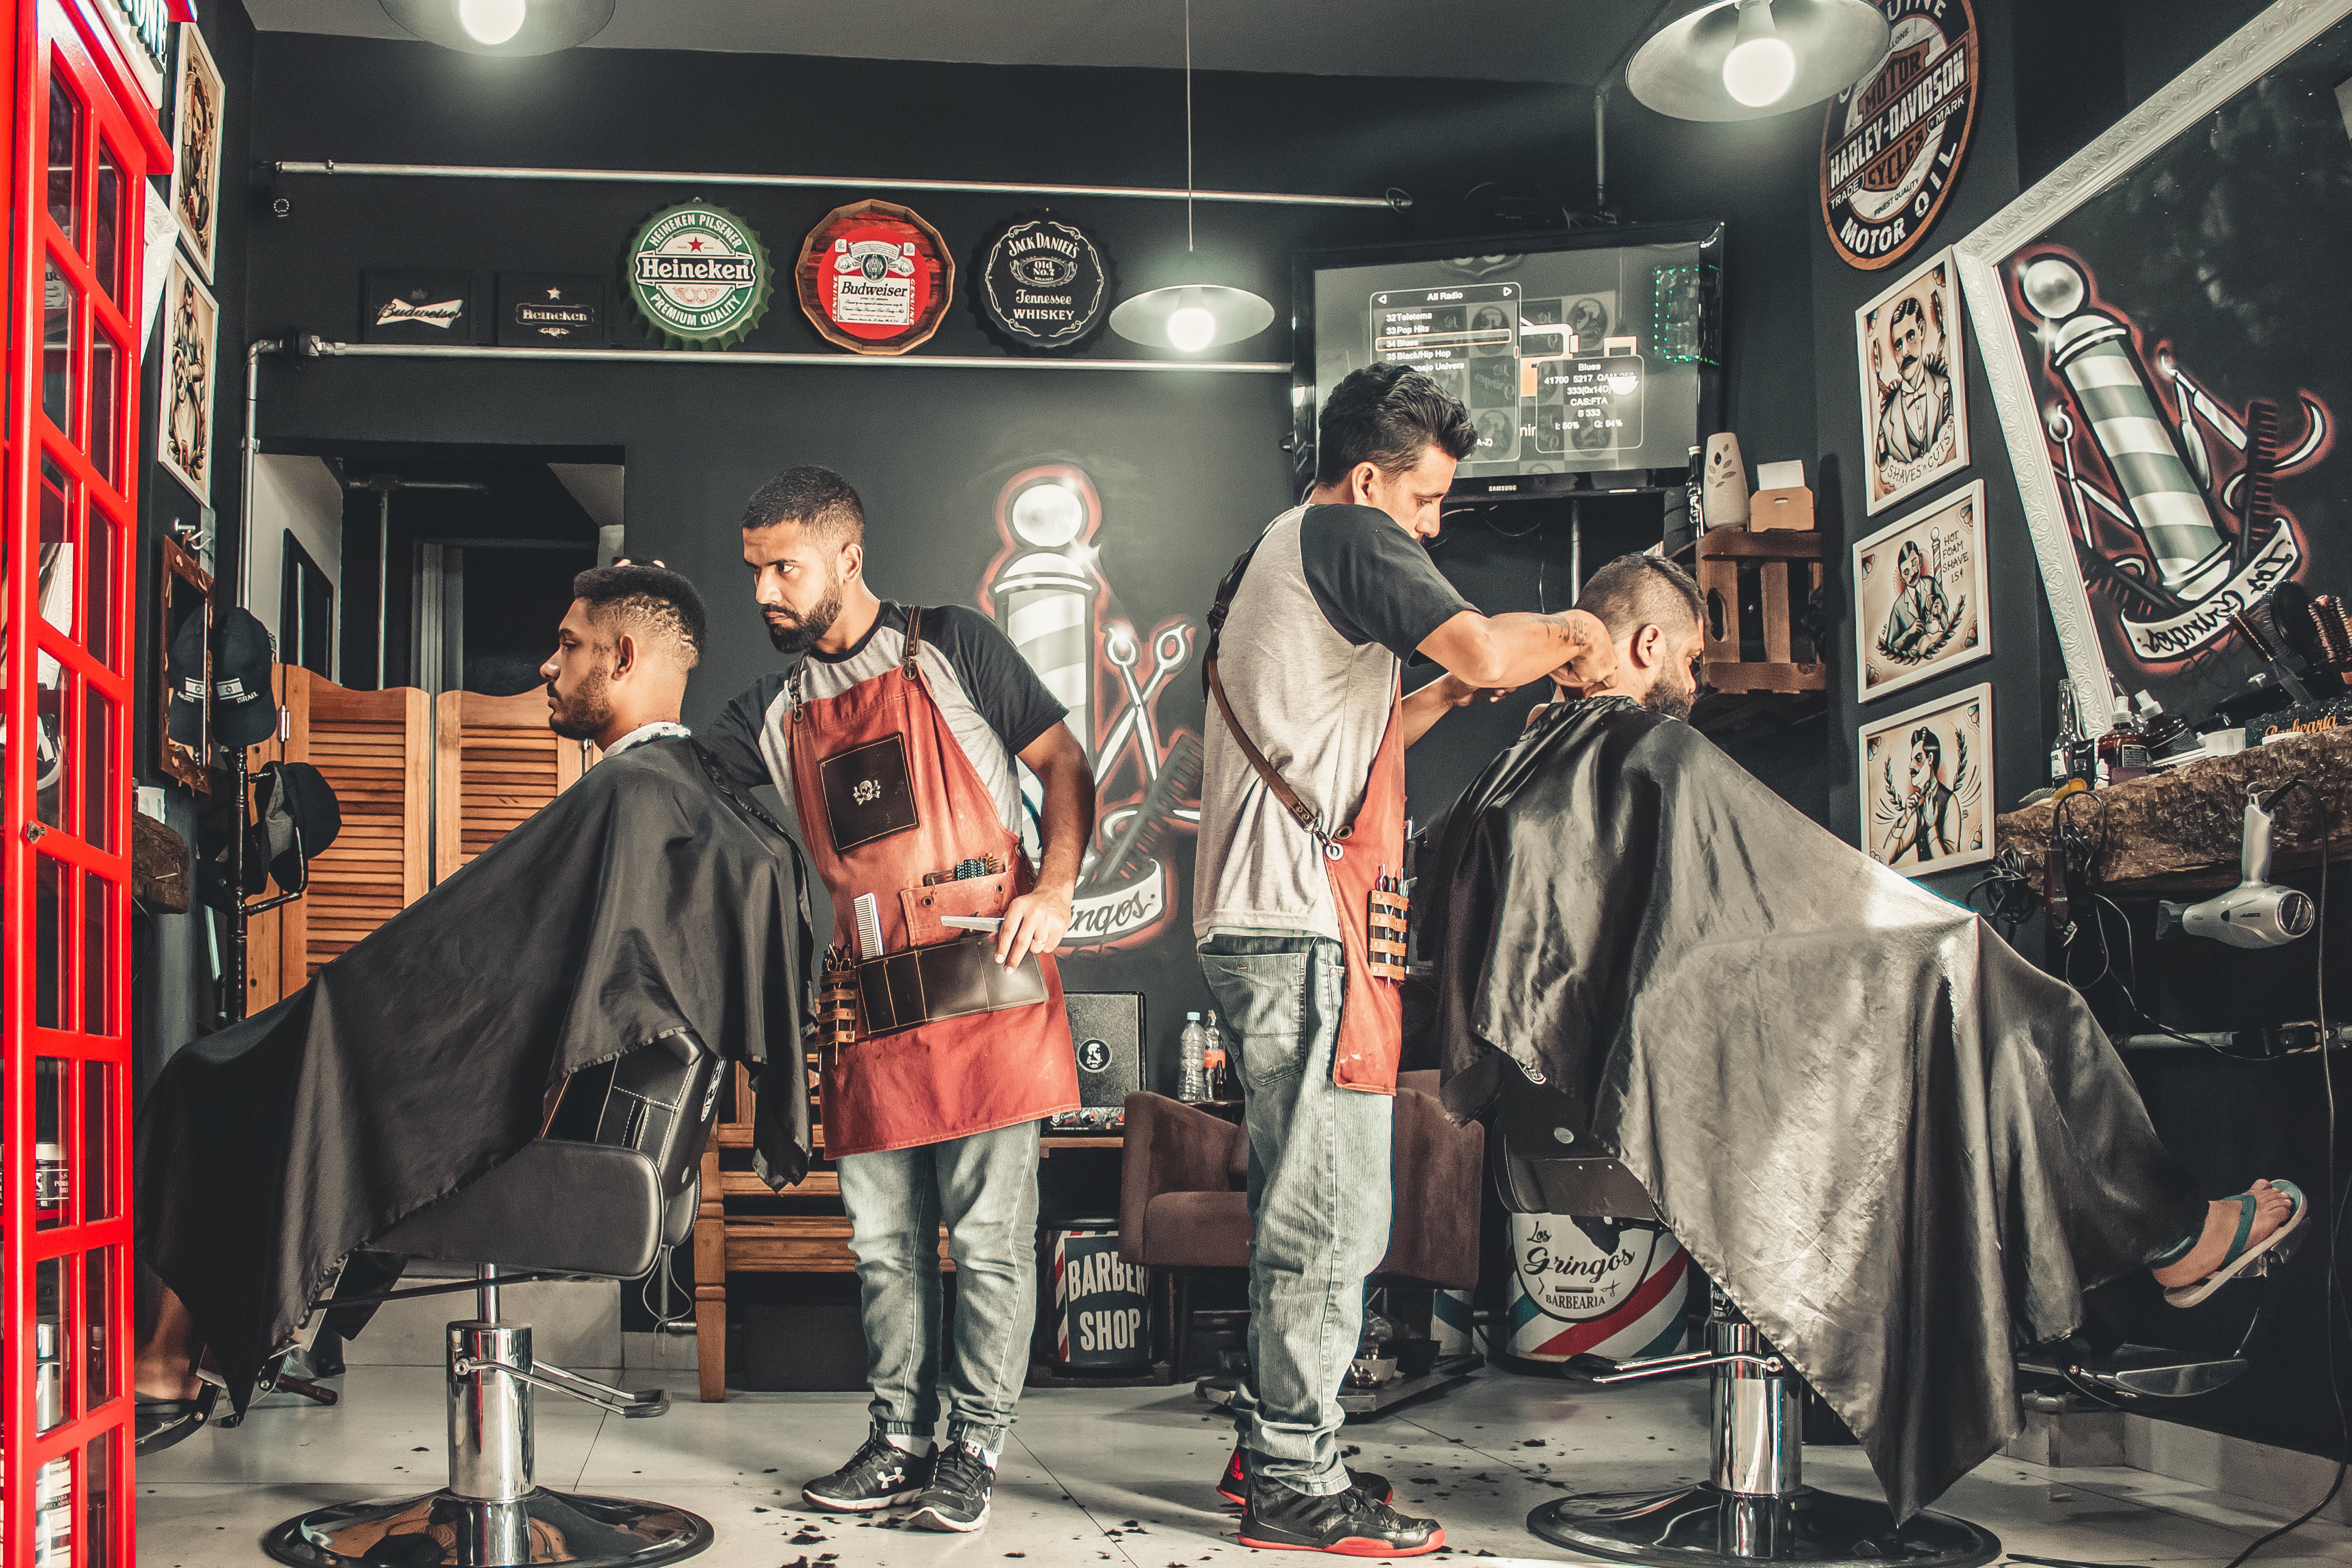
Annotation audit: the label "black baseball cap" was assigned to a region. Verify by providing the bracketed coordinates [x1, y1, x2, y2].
[210, 608, 279, 749]
[166, 610, 209, 747]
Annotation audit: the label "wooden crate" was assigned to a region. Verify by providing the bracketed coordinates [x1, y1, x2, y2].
[1696, 529, 1828, 696]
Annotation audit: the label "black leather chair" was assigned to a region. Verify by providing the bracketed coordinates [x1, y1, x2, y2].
[1493, 1084, 2002, 1568]
[264, 1033, 725, 1568]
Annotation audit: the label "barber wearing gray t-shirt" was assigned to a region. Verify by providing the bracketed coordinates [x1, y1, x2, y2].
[1194, 364, 1613, 1557]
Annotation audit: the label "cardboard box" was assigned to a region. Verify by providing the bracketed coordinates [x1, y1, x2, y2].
[1750, 485, 1814, 530]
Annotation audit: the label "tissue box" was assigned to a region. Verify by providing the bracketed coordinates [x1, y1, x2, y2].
[1750, 485, 1814, 530]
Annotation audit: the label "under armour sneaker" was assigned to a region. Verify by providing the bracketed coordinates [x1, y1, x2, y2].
[1216, 1444, 1391, 1508]
[801, 1427, 933, 1512]
[906, 1438, 995, 1532]
[1239, 1476, 1444, 1556]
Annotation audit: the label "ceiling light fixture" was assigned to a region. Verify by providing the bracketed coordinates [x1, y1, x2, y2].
[1109, 0, 1275, 354]
[1626, 0, 1890, 122]
[380, 0, 615, 56]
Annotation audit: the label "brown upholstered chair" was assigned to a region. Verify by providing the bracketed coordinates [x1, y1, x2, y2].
[1117, 1071, 1484, 1377]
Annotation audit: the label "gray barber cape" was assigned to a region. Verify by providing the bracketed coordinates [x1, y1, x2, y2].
[137, 737, 815, 1408]
[1424, 697, 2204, 1521]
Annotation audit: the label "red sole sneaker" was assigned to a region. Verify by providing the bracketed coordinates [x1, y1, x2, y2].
[1218, 1448, 1393, 1509]
[1236, 1527, 1446, 1556]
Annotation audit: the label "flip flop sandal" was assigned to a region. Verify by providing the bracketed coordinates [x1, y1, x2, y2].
[2165, 1181, 2308, 1308]
[135, 1383, 220, 1456]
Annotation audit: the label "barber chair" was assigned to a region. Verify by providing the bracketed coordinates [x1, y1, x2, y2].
[263, 1034, 725, 1568]
[1118, 1070, 1485, 1404]
[1495, 1086, 2002, 1568]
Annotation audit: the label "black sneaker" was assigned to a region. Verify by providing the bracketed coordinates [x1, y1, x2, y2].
[801, 1427, 933, 1512]
[1216, 1444, 1391, 1508]
[1238, 1476, 1443, 1556]
[906, 1438, 995, 1532]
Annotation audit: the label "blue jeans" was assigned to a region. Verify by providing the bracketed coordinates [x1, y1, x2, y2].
[835, 1120, 1041, 1451]
[1199, 934, 1394, 1496]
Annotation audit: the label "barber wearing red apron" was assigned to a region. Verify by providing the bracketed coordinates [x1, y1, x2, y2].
[1193, 367, 1613, 1557]
[704, 467, 1094, 1535]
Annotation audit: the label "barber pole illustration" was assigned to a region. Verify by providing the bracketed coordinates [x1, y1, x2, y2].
[982, 465, 1202, 951]
[2015, 248, 2333, 665]
[1505, 1214, 1690, 1364]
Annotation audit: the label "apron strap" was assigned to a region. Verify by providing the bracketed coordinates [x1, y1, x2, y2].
[1201, 537, 1333, 852]
[902, 605, 925, 681]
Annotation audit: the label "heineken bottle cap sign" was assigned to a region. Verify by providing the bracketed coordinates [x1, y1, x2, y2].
[626, 201, 774, 349]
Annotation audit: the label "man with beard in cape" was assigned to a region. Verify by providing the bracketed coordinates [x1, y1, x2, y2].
[1424, 553, 2300, 1523]
[135, 565, 815, 1450]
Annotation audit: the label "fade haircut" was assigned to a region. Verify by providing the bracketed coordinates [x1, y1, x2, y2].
[1315, 363, 1477, 487]
[1575, 554, 1705, 645]
[742, 465, 865, 546]
[571, 564, 707, 669]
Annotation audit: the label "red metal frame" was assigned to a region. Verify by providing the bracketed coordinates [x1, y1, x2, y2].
[5, 2, 167, 1564]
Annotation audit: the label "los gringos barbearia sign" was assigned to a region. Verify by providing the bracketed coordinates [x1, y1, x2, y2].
[625, 201, 774, 349]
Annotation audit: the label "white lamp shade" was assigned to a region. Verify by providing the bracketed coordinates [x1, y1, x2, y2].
[1627, 0, 1891, 122]
[380, 0, 616, 55]
[1109, 283, 1276, 353]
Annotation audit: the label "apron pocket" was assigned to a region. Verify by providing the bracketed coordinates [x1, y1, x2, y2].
[818, 733, 920, 851]
[900, 876, 1015, 947]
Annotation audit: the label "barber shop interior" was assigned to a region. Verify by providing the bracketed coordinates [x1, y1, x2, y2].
[9, 0, 2352, 1564]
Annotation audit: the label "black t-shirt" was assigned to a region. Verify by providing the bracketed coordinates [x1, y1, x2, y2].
[1297, 504, 1473, 660]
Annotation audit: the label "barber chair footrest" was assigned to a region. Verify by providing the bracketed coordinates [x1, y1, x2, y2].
[1529, 1484, 1999, 1568]
[264, 1486, 713, 1568]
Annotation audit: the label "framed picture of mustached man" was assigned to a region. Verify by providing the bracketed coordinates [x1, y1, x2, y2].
[1853, 480, 1991, 703]
[1861, 682, 1992, 877]
[1856, 247, 1970, 516]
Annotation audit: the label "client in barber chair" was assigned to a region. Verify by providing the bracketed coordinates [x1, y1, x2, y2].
[1421, 553, 2302, 1524]
[135, 565, 815, 1452]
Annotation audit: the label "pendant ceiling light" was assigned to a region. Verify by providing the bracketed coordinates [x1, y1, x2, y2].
[1109, 0, 1276, 353]
[380, 0, 617, 55]
[1626, 0, 1891, 122]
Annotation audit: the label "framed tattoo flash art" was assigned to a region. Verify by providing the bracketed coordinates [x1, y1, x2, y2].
[169, 22, 223, 283]
[1856, 248, 1969, 514]
[158, 254, 218, 502]
[1853, 480, 1990, 702]
[1861, 682, 1991, 877]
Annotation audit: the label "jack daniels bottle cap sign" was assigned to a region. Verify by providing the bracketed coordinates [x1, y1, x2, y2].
[794, 199, 955, 356]
[624, 200, 775, 349]
[972, 214, 1113, 352]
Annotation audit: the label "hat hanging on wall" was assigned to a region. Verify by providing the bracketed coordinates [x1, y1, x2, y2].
[1626, 0, 1891, 121]
[1108, 0, 1275, 354]
[379, 0, 616, 55]
[209, 608, 281, 750]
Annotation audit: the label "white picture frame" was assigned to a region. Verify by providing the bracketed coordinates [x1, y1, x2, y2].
[1860, 681, 1993, 876]
[157, 253, 218, 503]
[168, 22, 223, 283]
[1852, 480, 1992, 703]
[1855, 246, 1970, 515]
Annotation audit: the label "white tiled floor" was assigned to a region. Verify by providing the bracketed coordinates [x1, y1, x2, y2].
[141, 1362, 2352, 1567]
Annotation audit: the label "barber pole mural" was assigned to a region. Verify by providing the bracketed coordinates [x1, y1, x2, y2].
[1505, 1214, 1690, 1364]
[2012, 248, 2334, 670]
[980, 465, 1202, 951]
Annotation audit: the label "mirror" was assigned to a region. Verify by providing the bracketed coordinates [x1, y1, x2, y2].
[158, 536, 211, 792]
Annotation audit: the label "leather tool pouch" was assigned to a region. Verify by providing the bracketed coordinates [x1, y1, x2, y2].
[856, 936, 1047, 1039]
[1367, 885, 1410, 981]
[818, 951, 860, 1049]
[819, 734, 920, 852]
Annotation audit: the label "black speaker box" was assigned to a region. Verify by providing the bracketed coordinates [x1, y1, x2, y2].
[1057, 991, 1145, 1129]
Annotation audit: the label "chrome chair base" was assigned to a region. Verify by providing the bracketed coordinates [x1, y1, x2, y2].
[262, 1486, 713, 1568]
[1529, 1483, 2001, 1568]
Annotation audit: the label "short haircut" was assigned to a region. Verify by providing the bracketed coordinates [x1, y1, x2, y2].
[571, 564, 707, 669]
[1315, 363, 1477, 487]
[1575, 554, 1705, 644]
[1911, 726, 1943, 770]
[742, 465, 865, 546]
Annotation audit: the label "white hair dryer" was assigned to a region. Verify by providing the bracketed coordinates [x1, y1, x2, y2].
[2156, 790, 2316, 949]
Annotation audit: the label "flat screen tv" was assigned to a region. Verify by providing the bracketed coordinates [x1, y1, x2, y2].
[1293, 221, 1724, 500]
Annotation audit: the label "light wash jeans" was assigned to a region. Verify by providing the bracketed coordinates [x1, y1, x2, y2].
[835, 1120, 1042, 1451]
[1199, 933, 1394, 1496]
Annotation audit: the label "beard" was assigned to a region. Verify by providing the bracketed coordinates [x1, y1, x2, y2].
[1641, 667, 1698, 722]
[764, 573, 844, 656]
[545, 666, 612, 740]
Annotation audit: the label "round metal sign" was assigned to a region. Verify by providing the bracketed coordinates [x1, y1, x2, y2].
[624, 201, 774, 349]
[1820, 0, 1979, 271]
[973, 214, 1112, 352]
[794, 199, 955, 356]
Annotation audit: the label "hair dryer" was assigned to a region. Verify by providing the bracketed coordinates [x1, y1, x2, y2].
[2156, 790, 2315, 949]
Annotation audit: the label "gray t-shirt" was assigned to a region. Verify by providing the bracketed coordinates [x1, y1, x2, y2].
[1191, 504, 1474, 942]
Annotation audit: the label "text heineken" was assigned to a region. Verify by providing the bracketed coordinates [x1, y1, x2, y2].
[625, 201, 774, 349]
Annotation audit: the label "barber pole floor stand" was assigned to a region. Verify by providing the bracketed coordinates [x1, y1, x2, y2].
[1527, 1289, 2000, 1568]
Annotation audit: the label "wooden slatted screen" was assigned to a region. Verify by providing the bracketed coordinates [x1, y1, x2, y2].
[299, 674, 431, 978]
[435, 690, 593, 882]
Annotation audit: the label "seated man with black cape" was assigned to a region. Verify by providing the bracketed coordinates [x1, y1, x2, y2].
[135, 565, 814, 1446]
[1420, 553, 2302, 1524]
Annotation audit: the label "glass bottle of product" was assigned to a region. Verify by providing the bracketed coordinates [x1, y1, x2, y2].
[1178, 1012, 1208, 1102]
[1202, 1010, 1228, 1100]
[2051, 680, 2080, 786]
[2134, 690, 2188, 751]
[2099, 691, 2150, 784]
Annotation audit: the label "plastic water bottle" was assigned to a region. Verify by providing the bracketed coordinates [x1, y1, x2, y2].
[1178, 1012, 1209, 1102]
[1202, 1010, 1228, 1099]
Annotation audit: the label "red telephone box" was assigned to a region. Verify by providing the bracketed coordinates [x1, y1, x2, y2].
[4, 2, 171, 1564]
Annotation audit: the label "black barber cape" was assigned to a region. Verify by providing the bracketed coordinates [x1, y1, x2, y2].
[1425, 698, 2203, 1522]
[137, 737, 816, 1407]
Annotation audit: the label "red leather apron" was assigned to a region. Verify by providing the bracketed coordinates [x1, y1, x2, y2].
[1324, 690, 1407, 1093]
[787, 614, 1079, 1157]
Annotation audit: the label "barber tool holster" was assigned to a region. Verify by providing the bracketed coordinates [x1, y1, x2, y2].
[1205, 542, 1407, 1093]
[787, 608, 1078, 1157]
